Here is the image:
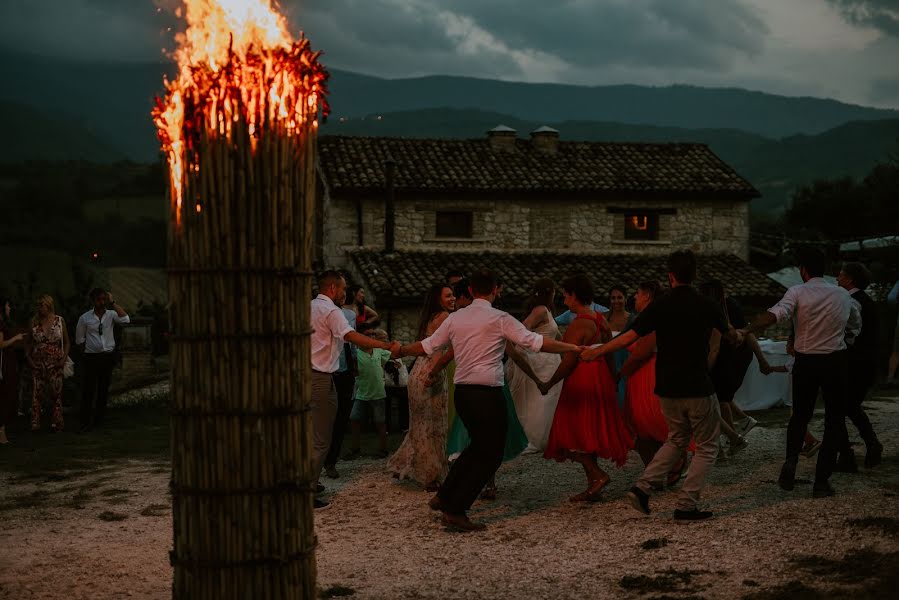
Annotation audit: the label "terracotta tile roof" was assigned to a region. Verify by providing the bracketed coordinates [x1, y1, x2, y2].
[349, 249, 785, 306]
[319, 135, 759, 197]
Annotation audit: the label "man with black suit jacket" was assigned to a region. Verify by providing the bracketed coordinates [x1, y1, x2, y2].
[836, 262, 883, 469]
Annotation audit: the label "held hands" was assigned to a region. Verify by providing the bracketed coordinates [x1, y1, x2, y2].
[579, 344, 604, 362]
[424, 372, 439, 388]
[388, 341, 402, 359]
[536, 380, 551, 396]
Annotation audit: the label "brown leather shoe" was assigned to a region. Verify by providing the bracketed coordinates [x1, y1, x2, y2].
[441, 512, 486, 532]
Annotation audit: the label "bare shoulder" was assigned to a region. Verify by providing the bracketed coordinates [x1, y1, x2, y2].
[563, 316, 595, 344]
[428, 311, 449, 334]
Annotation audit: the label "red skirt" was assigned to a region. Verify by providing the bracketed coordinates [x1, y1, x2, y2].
[544, 360, 633, 467]
[625, 355, 669, 444]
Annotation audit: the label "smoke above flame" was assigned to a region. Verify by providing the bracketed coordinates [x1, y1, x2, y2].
[153, 0, 329, 226]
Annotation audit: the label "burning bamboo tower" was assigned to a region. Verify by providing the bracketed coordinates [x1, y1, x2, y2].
[153, 1, 328, 597]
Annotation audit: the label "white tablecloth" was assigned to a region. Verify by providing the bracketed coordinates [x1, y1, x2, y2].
[733, 339, 793, 410]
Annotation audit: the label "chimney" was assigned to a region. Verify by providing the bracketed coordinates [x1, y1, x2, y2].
[487, 124, 517, 151]
[530, 126, 560, 154]
[384, 158, 396, 254]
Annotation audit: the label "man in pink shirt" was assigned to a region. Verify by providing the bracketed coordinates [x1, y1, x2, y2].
[397, 269, 583, 531]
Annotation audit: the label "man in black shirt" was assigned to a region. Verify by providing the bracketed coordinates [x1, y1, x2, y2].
[582, 250, 734, 520]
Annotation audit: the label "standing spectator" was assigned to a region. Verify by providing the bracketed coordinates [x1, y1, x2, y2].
[1, 297, 25, 444]
[888, 279, 899, 384]
[26, 295, 70, 432]
[741, 248, 860, 498]
[583, 250, 734, 520]
[311, 271, 399, 509]
[75, 288, 129, 432]
[322, 301, 357, 480]
[346, 328, 392, 458]
[835, 262, 883, 468]
[345, 285, 379, 328]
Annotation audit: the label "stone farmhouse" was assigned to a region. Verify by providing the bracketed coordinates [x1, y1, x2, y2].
[315, 126, 785, 341]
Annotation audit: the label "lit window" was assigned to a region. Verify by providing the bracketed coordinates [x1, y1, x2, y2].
[436, 211, 474, 238]
[624, 213, 659, 241]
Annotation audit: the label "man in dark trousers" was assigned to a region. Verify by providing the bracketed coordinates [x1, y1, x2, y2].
[75, 288, 130, 432]
[582, 250, 733, 520]
[742, 248, 860, 497]
[397, 269, 583, 531]
[836, 261, 883, 469]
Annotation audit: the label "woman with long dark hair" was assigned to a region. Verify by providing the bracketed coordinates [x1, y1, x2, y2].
[1, 297, 25, 444]
[607, 284, 632, 408]
[699, 279, 750, 457]
[388, 283, 455, 490]
[344, 285, 379, 328]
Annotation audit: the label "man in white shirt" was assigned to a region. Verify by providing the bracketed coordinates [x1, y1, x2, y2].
[75, 288, 130, 432]
[311, 271, 399, 509]
[397, 269, 583, 531]
[742, 249, 861, 498]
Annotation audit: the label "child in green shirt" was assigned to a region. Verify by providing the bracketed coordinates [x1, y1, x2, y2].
[347, 328, 391, 458]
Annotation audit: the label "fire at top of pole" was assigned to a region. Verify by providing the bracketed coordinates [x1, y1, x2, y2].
[152, 0, 329, 226]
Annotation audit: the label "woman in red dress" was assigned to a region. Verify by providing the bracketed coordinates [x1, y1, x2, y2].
[620, 281, 688, 485]
[539, 275, 633, 502]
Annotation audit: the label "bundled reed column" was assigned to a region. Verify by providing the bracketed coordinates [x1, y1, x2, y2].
[157, 41, 328, 599]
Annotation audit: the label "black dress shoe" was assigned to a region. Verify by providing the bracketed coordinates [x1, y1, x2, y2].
[627, 486, 650, 515]
[812, 481, 835, 498]
[778, 461, 796, 491]
[673, 508, 713, 521]
[316, 483, 325, 494]
[865, 442, 883, 468]
[313, 498, 331, 510]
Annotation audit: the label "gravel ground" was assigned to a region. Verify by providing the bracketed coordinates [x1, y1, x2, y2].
[2, 389, 898, 599]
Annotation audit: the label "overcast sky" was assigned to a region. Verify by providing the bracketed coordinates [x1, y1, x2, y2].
[1, 0, 898, 108]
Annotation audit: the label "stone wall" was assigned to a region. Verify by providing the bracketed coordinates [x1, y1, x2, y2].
[321, 190, 751, 268]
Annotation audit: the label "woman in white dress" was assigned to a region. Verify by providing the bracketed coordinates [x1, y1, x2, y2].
[506, 278, 563, 452]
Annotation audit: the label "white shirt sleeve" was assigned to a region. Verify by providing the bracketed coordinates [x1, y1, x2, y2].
[75, 315, 86, 345]
[421, 316, 452, 356]
[500, 313, 544, 353]
[112, 312, 131, 325]
[327, 308, 354, 341]
[768, 286, 799, 324]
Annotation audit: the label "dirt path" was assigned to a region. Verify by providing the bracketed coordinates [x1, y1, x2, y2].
[2, 392, 898, 599]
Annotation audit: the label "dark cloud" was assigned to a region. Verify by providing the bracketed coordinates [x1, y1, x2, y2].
[0, 0, 175, 62]
[828, 0, 899, 36]
[282, 0, 525, 79]
[440, 0, 767, 69]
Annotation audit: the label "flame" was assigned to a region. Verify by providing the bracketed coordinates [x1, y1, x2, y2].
[153, 0, 329, 227]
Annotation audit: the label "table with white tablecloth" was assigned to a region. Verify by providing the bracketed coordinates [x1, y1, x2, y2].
[733, 339, 793, 410]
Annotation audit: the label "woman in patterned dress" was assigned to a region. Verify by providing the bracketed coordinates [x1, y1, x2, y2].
[25, 295, 70, 432]
[388, 284, 455, 490]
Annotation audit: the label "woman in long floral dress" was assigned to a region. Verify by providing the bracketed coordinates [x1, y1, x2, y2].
[388, 284, 456, 490]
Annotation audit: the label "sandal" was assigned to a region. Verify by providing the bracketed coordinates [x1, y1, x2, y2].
[585, 475, 610, 502]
